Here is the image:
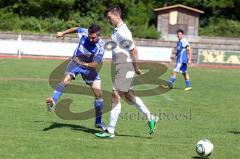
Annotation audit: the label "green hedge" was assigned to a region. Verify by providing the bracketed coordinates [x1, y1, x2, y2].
[199, 18, 240, 37]
[1, 0, 240, 38]
[0, 9, 159, 39]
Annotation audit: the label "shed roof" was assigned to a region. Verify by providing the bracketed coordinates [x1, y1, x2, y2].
[154, 4, 204, 14]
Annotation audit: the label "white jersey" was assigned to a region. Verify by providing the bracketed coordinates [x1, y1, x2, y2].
[111, 22, 135, 63]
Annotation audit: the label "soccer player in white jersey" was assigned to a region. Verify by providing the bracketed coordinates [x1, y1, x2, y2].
[95, 5, 158, 138]
[166, 29, 192, 91]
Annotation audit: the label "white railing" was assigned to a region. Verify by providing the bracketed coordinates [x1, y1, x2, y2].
[0, 36, 172, 61]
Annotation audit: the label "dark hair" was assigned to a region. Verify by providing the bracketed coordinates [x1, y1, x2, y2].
[177, 29, 184, 34]
[88, 24, 101, 36]
[105, 5, 122, 17]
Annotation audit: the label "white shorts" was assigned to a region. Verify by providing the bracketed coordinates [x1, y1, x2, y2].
[112, 63, 135, 92]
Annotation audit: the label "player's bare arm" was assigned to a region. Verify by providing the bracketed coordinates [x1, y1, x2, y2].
[72, 57, 100, 69]
[187, 46, 192, 64]
[130, 47, 141, 75]
[56, 27, 78, 38]
[171, 48, 177, 59]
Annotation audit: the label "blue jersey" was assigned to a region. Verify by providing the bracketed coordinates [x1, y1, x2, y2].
[176, 38, 189, 63]
[73, 27, 105, 63]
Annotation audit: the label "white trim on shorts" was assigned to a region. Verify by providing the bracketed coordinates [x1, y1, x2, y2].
[174, 63, 187, 73]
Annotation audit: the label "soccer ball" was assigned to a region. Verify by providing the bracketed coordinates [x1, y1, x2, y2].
[196, 139, 214, 157]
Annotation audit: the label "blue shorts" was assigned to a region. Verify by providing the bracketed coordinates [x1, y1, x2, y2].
[174, 63, 187, 73]
[65, 60, 100, 85]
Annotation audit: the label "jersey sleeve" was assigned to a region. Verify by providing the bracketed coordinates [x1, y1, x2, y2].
[93, 40, 105, 63]
[181, 39, 190, 48]
[118, 29, 136, 51]
[77, 27, 88, 39]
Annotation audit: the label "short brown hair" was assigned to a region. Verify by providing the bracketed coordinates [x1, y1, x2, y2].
[105, 5, 122, 17]
[177, 29, 184, 34]
[88, 24, 101, 36]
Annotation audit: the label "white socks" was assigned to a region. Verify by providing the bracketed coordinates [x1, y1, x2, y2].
[108, 102, 121, 134]
[133, 96, 151, 121]
[107, 96, 154, 134]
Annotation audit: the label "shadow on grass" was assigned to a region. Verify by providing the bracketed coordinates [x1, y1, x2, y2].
[116, 133, 151, 139]
[192, 157, 209, 159]
[228, 130, 240, 135]
[42, 122, 151, 139]
[172, 87, 183, 90]
[42, 122, 98, 134]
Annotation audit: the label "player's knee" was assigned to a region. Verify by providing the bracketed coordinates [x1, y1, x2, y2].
[61, 80, 70, 86]
[182, 72, 188, 77]
[62, 76, 72, 86]
[124, 92, 135, 103]
[172, 72, 177, 77]
[112, 93, 120, 104]
[95, 90, 103, 98]
[112, 97, 120, 104]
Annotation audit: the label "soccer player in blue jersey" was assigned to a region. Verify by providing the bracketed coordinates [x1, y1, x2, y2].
[167, 29, 192, 91]
[46, 24, 105, 128]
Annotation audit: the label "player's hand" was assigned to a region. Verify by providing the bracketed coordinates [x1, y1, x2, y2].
[170, 55, 176, 60]
[72, 57, 78, 63]
[56, 32, 64, 39]
[188, 60, 192, 65]
[72, 57, 82, 65]
[135, 68, 142, 75]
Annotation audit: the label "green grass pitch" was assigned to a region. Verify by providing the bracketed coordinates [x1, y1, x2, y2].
[0, 58, 239, 159]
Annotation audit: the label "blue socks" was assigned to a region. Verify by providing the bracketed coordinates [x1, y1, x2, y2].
[52, 83, 104, 125]
[52, 83, 65, 103]
[186, 80, 191, 88]
[168, 76, 176, 84]
[94, 98, 104, 125]
[168, 76, 191, 88]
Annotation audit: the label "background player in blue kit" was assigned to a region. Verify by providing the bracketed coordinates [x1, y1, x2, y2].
[167, 29, 192, 91]
[46, 24, 105, 128]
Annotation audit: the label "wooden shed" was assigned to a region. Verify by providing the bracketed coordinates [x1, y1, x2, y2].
[154, 4, 204, 40]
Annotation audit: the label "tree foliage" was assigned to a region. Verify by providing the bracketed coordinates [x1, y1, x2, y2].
[0, 0, 239, 38]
